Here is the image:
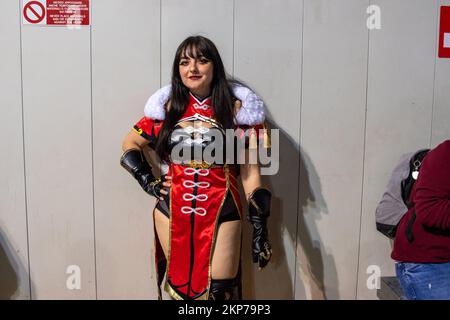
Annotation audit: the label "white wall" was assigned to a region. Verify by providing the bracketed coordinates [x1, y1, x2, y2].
[1, 0, 449, 300]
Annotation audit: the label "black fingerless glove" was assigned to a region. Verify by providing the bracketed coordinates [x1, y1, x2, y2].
[120, 149, 163, 198]
[247, 187, 272, 269]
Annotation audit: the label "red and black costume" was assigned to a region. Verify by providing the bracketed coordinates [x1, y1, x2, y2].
[123, 85, 271, 300]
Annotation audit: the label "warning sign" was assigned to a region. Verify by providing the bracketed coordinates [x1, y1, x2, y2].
[47, 0, 90, 25]
[439, 6, 450, 58]
[23, 0, 46, 24]
[22, 0, 90, 26]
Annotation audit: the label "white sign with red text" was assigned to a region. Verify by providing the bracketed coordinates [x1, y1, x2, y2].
[22, 0, 90, 26]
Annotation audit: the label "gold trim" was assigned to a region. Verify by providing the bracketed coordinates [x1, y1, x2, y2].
[189, 160, 213, 169]
[133, 127, 143, 135]
[163, 164, 174, 300]
[165, 281, 183, 300]
[227, 170, 239, 182]
[248, 128, 258, 149]
[262, 121, 271, 149]
[165, 281, 209, 300]
[229, 183, 240, 194]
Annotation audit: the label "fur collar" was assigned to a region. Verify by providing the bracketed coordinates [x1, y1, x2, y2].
[144, 84, 265, 125]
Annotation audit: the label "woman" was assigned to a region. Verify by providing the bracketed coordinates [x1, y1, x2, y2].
[120, 36, 272, 300]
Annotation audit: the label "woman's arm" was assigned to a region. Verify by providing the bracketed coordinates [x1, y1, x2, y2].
[240, 152, 272, 270]
[237, 99, 263, 199]
[120, 128, 171, 200]
[240, 161, 263, 202]
[122, 129, 151, 152]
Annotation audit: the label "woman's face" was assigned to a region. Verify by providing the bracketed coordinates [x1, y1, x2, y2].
[178, 49, 214, 98]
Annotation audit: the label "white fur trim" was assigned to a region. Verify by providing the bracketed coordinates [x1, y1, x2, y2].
[144, 85, 171, 120]
[143, 83, 265, 125]
[231, 84, 265, 126]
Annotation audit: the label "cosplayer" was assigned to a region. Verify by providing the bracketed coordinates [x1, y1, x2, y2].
[120, 36, 272, 300]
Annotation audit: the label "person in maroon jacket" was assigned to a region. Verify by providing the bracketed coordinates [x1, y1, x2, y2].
[392, 140, 450, 300]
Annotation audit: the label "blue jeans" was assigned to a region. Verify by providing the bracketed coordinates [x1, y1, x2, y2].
[395, 262, 450, 300]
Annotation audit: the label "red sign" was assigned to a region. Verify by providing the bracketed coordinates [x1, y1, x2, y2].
[23, 1, 45, 24]
[46, 0, 89, 26]
[438, 6, 450, 58]
[22, 0, 89, 26]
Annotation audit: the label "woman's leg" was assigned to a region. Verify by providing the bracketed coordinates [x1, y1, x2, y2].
[154, 207, 170, 258]
[210, 220, 242, 300]
[211, 220, 242, 279]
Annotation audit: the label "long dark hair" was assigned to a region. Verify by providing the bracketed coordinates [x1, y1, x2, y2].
[155, 36, 239, 161]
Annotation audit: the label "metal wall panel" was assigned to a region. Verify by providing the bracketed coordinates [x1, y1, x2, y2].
[235, 0, 303, 299]
[0, 0, 30, 300]
[91, 0, 161, 299]
[22, 24, 95, 298]
[300, 0, 368, 299]
[357, 0, 437, 299]
[161, 0, 234, 85]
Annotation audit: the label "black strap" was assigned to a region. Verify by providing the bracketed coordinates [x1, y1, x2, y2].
[405, 209, 416, 243]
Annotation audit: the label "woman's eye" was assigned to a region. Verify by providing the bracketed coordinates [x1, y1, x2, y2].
[180, 61, 188, 65]
[200, 59, 209, 64]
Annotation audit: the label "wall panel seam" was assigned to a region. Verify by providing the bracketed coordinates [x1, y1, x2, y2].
[90, 2, 98, 299]
[18, 0, 32, 300]
[160, 0, 162, 87]
[232, 0, 235, 77]
[429, 0, 440, 146]
[294, 0, 305, 300]
[355, 0, 371, 300]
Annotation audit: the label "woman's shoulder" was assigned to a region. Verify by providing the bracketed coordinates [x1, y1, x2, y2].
[144, 85, 171, 120]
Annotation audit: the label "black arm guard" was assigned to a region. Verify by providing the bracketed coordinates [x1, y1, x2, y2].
[248, 187, 272, 269]
[120, 149, 162, 198]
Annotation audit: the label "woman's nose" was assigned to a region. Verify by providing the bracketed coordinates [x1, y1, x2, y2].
[190, 62, 198, 72]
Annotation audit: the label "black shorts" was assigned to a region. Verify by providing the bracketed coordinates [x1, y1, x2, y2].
[155, 189, 241, 224]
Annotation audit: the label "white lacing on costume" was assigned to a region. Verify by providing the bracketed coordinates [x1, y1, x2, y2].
[193, 103, 210, 110]
[184, 137, 211, 145]
[182, 180, 210, 188]
[182, 194, 208, 201]
[183, 126, 210, 134]
[181, 207, 207, 216]
[184, 168, 210, 176]
[170, 126, 211, 145]
[181, 167, 210, 217]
